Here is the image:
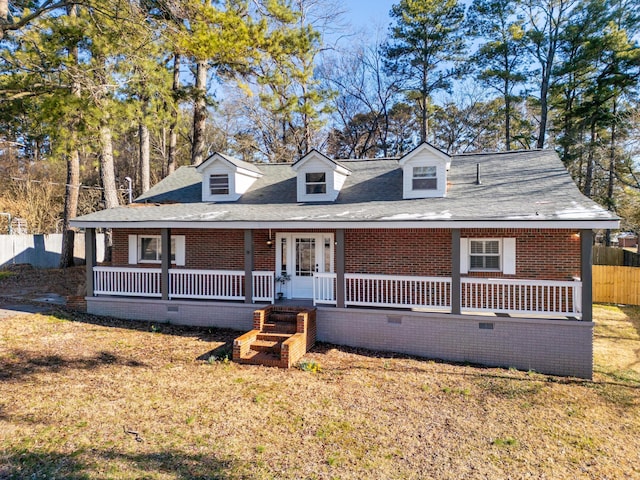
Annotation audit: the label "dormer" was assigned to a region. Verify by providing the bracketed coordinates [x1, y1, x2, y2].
[195, 153, 262, 202]
[398, 142, 451, 199]
[292, 150, 351, 202]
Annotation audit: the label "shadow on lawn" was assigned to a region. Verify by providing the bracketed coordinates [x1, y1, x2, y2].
[0, 448, 244, 480]
[0, 349, 147, 383]
[620, 305, 640, 338]
[38, 303, 239, 344]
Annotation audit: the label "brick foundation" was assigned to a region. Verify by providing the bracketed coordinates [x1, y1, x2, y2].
[87, 297, 593, 378]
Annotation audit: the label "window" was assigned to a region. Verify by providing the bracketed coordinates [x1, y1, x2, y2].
[469, 239, 501, 271]
[209, 174, 229, 195]
[412, 166, 437, 190]
[305, 172, 326, 194]
[138, 236, 176, 263]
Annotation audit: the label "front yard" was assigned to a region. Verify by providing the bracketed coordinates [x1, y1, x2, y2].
[0, 303, 638, 479]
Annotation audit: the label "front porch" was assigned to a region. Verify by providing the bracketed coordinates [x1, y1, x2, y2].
[90, 266, 583, 319]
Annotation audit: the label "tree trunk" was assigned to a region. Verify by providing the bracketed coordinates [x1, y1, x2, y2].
[168, 52, 180, 175]
[191, 59, 208, 166]
[0, 0, 8, 38]
[605, 99, 618, 247]
[100, 121, 119, 263]
[583, 121, 597, 198]
[59, 149, 80, 267]
[59, 4, 81, 269]
[139, 121, 150, 193]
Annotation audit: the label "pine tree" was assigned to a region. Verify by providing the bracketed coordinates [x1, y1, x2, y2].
[383, 0, 466, 143]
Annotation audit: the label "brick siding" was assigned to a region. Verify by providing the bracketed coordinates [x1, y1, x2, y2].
[111, 227, 580, 281]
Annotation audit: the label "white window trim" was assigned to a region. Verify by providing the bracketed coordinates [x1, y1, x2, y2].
[461, 238, 516, 275]
[128, 234, 185, 266]
[412, 166, 437, 191]
[209, 173, 230, 196]
[469, 238, 501, 272]
[305, 172, 327, 195]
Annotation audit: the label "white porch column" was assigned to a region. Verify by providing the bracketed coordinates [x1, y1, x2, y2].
[161, 228, 171, 301]
[336, 229, 345, 308]
[451, 229, 461, 315]
[85, 228, 96, 297]
[581, 229, 593, 322]
[244, 229, 254, 303]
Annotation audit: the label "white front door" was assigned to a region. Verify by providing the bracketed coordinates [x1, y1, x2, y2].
[276, 233, 334, 299]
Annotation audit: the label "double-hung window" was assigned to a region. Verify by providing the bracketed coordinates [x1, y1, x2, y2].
[138, 236, 176, 263]
[412, 166, 437, 190]
[209, 174, 229, 195]
[129, 234, 185, 266]
[469, 239, 501, 271]
[305, 172, 327, 194]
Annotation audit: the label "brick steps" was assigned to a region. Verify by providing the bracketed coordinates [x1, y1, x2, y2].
[250, 337, 283, 353]
[233, 306, 317, 368]
[238, 349, 283, 367]
[262, 322, 297, 334]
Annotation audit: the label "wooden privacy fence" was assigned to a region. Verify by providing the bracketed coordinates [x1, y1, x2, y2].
[593, 245, 640, 267]
[593, 265, 640, 305]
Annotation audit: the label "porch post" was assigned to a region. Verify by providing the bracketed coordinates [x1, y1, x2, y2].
[161, 228, 170, 300]
[85, 227, 96, 297]
[244, 229, 254, 303]
[336, 229, 345, 308]
[451, 229, 461, 315]
[580, 229, 593, 322]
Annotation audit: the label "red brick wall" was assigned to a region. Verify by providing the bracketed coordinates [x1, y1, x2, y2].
[345, 229, 451, 276]
[112, 228, 244, 269]
[111, 227, 581, 280]
[461, 229, 580, 280]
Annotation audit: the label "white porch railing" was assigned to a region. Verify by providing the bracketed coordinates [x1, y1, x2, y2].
[93, 267, 581, 318]
[252, 271, 275, 303]
[94, 266, 162, 297]
[461, 278, 582, 317]
[94, 267, 274, 303]
[312, 273, 581, 318]
[169, 269, 245, 300]
[313, 272, 337, 305]
[344, 273, 452, 310]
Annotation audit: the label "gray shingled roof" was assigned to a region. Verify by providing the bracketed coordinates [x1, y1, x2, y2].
[71, 149, 618, 228]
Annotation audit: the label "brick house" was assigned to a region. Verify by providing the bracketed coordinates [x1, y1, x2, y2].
[71, 143, 618, 378]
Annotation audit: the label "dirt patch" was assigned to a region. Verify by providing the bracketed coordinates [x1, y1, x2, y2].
[0, 264, 85, 299]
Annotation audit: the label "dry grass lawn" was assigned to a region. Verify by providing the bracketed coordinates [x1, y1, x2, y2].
[0, 303, 639, 479]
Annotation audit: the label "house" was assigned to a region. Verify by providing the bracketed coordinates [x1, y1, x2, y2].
[70, 144, 619, 378]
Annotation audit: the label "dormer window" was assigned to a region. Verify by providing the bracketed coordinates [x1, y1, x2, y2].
[412, 166, 437, 190]
[292, 150, 351, 202]
[399, 142, 451, 199]
[209, 174, 229, 195]
[306, 172, 327, 194]
[196, 152, 262, 202]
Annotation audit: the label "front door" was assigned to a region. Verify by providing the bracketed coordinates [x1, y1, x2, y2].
[276, 233, 334, 299]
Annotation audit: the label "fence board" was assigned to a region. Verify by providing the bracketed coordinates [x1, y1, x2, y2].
[593, 265, 640, 305]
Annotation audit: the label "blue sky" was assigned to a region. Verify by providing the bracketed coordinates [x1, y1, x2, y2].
[342, 0, 396, 30]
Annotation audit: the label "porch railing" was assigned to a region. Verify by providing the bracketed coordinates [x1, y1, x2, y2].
[94, 266, 162, 297]
[313, 273, 581, 318]
[93, 267, 581, 318]
[461, 278, 582, 317]
[94, 267, 274, 303]
[344, 273, 452, 310]
[170, 269, 245, 300]
[313, 272, 337, 305]
[252, 271, 275, 303]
